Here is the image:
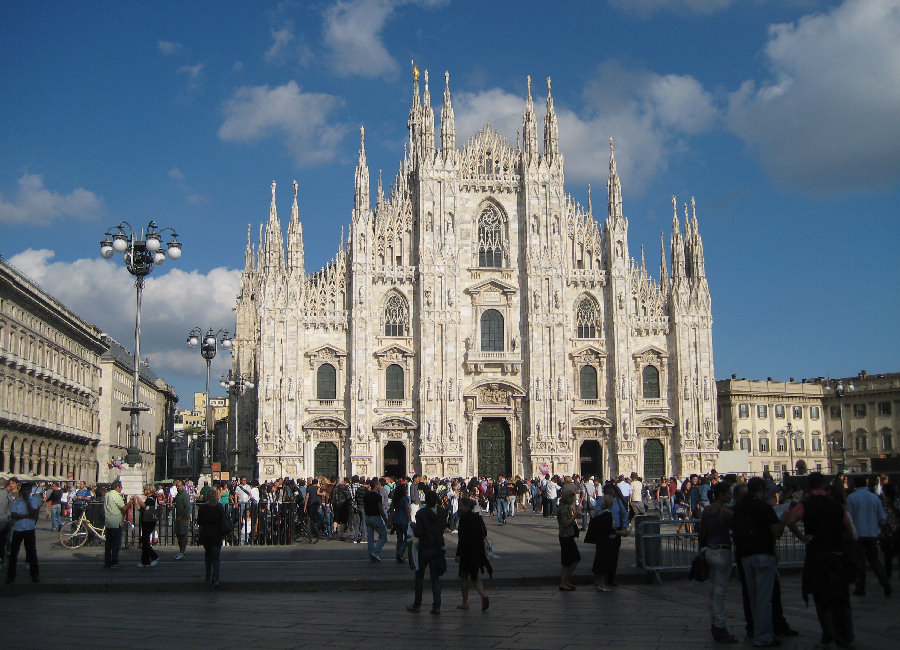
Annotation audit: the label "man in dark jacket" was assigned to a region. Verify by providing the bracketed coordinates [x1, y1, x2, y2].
[407, 490, 447, 615]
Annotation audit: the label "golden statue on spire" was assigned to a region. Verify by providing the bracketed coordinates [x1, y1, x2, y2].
[412, 60, 419, 83]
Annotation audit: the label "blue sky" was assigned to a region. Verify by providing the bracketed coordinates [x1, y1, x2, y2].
[2, 0, 898, 405]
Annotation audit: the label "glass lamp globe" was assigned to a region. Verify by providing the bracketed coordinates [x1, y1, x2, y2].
[153, 251, 166, 265]
[146, 235, 161, 252]
[167, 242, 182, 259]
[222, 338, 233, 349]
[219, 381, 227, 388]
[246, 382, 255, 389]
[112, 235, 128, 252]
[188, 336, 199, 347]
[100, 243, 114, 258]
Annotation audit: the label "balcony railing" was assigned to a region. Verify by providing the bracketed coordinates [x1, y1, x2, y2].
[377, 399, 411, 409]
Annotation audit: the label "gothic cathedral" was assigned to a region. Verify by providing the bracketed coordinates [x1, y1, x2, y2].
[233, 70, 718, 482]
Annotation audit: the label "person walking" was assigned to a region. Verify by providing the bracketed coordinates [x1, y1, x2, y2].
[173, 479, 190, 560]
[363, 478, 388, 562]
[197, 489, 226, 588]
[589, 494, 622, 592]
[455, 497, 491, 610]
[5, 478, 41, 584]
[407, 490, 448, 614]
[103, 480, 136, 569]
[699, 482, 738, 643]
[556, 489, 580, 591]
[846, 475, 891, 597]
[136, 485, 160, 568]
[388, 482, 411, 563]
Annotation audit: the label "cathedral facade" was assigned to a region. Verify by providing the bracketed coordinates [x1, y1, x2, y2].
[233, 71, 718, 482]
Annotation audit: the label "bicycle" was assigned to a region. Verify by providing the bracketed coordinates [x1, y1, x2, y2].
[294, 511, 320, 544]
[59, 509, 135, 549]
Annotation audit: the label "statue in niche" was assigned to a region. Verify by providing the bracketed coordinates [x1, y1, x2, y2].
[558, 419, 566, 441]
[622, 419, 629, 440]
[533, 290, 540, 310]
[553, 290, 560, 309]
[426, 420, 433, 441]
[621, 376, 627, 399]
[448, 420, 456, 441]
[447, 212, 454, 231]
[426, 378, 433, 402]
[286, 421, 295, 443]
[358, 286, 364, 305]
[275, 428, 284, 449]
[464, 336, 472, 352]
[358, 376, 364, 401]
[684, 376, 690, 399]
[356, 422, 365, 442]
[448, 378, 455, 401]
[447, 289, 453, 307]
[704, 379, 710, 401]
[511, 336, 518, 351]
[425, 288, 433, 307]
[557, 376, 564, 401]
[535, 421, 541, 440]
[264, 421, 271, 442]
[535, 377, 543, 401]
[437, 378, 444, 397]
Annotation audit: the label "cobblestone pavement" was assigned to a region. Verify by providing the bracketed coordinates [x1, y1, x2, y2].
[2, 512, 896, 648]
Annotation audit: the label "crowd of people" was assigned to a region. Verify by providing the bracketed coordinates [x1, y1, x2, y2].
[2, 468, 897, 642]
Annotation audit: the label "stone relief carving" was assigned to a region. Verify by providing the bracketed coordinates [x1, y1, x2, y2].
[479, 385, 508, 405]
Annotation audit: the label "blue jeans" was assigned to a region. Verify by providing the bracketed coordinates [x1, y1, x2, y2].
[203, 542, 221, 582]
[366, 515, 387, 556]
[394, 521, 409, 558]
[355, 510, 367, 542]
[707, 548, 733, 628]
[413, 547, 442, 609]
[742, 554, 777, 646]
[496, 498, 507, 524]
[104, 526, 123, 567]
[50, 504, 62, 531]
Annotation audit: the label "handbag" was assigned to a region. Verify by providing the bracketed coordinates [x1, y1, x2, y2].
[484, 537, 494, 561]
[583, 516, 600, 544]
[688, 551, 710, 582]
[220, 506, 232, 536]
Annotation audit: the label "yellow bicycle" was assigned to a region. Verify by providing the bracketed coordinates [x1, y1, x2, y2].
[59, 509, 135, 549]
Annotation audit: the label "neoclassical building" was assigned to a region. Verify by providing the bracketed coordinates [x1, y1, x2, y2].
[234, 70, 718, 481]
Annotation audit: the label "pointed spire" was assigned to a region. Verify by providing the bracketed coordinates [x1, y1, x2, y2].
[408, 60, 422, 165]
[376, 169, 384, 206]
[244, 223, 253, 270]
[690, 197, 706, 278]
[422, 69, 435, 158]
[354, 126, 370, 215]
[287, 180, 304, 274]
[607, 138, 623, 218]
[262, 181, 284, 272]
[440, 70, 456, 154]
[269, 180, 277, 222]
[640, 244, 646, 274]
[659, 231, 669, 290]
[670, 196, 685, 278]
[543, 76, 559, 163]
[522, 75, 538, 163]
[587, 184, 593, 218]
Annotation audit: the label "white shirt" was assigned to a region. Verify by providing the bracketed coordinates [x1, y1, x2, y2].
[631, 481, 643, 502]
[250, 486, 260, 504]
[617, 480, 632, 499]
[236, 483, 253, 503]
[545, 481, 559, 499]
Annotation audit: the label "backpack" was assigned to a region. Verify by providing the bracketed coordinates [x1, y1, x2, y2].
[730, 502, 757, 556]
[141, 497, 161, 523]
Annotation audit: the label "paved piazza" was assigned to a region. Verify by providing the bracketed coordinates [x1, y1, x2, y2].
[3, 512, 895, 649]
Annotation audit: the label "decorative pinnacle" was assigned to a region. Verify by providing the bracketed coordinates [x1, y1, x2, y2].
[412, 60, 419, 83]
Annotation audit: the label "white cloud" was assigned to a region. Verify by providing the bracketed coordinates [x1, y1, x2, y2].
[218, 81, 347, 165]
[177, 63, 204, 80]
[265, 26, 295, 63]
[453, 64, 716, 191]
[7, 249, 241, 393]
[608, 0, 736, 16]
[323, 0, 398, 77]
[168, 168, 186, 181]
[727, 0, 900, 192]
[0, 173, 103, 225]
[157, 40, 183, 55]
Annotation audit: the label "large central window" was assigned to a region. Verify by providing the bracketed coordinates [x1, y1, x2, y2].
[477, 206, 503, 267]
[385, 364, 404, 400]
[480, 309, 504, 352]
[383, 293, 409, 337]
[576, 298, 599, 338]
[317, 363, 336, 400]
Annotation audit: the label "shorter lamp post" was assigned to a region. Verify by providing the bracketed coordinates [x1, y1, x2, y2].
[220, 371, 254, 476]
[786, 422, 798, 476]
[187, 327, 232, 474]
[825, 380, 854, 473]
[156, 431, 174, 480]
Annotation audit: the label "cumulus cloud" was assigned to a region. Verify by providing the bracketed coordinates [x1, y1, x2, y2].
[177, 63, 204, 80]
[726, 0, 900, 192]
[0, 173, 103, 225]
[157, 40, 183, 55]
[608, 0, 736, 16]
[7, 249, 241, 393]
[453, 64, 716, 190]
[323, 0, 398, 77]
[218, 81, 347, 165]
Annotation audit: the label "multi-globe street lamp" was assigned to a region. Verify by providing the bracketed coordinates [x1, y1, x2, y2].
[100, 221, 182, 466]
[187, 327, 232, 474]
[220, 370, 254, 475]
[785, 422, 800, 476]
[825, 379, 855, 473]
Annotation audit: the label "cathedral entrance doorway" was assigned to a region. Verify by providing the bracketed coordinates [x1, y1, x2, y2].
[579, 440, 602, 481]
[383, 441, 406, 478]
[643, 439, 665, 480]
[477, 418, 511, 478]
[314, 442, 338, 478]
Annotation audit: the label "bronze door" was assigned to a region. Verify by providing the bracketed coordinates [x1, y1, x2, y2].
[383, 441, 406, 478]
[477, 418, 511, 478]
[643, 438, 665, 480]
[579, 440, 602, 481]
[313, 441, 338, 478]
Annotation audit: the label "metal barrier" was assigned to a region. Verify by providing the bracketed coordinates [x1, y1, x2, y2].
[635, 516, 807, 584]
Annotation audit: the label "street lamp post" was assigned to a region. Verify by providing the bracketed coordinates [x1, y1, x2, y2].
[156, 432, 172, 480]
[187, 327, 232, 474]
[786, 422, 796, 477]
[220, 371, 255, 476]
[825, 380, 855, 473]
[100, 221, 182, 466]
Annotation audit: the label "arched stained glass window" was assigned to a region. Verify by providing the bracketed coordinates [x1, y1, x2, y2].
[384, 293, 409, 337]
[642, 365, 660, 399]
[317, 363, 337, 400]
[580, 365, 598, 400]
[386, 364, 404, 400]
[477, 206, 503, 267]
[480, 309, 504, 352]
[576, 298, 599, 338]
